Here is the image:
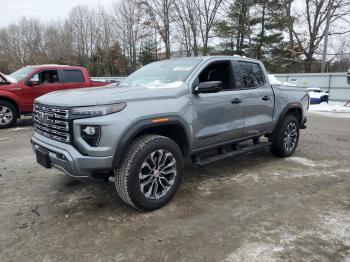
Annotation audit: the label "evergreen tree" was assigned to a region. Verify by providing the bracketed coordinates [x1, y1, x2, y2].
[139, 41, 157, 66]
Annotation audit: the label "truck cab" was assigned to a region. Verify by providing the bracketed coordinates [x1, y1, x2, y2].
[0, 65, 108, 128]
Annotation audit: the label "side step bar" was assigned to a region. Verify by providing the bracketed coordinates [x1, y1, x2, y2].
[192, 141, 271, 167]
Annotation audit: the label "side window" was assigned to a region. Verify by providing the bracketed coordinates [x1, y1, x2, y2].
[30, 70, 60, 85]
[239, 62, 265, 88]
[198, 61, 235, 90]
[63, 70, 84, 83]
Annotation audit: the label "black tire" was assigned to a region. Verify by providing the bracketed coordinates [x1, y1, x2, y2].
[114, 134, 184, 210]
[0, 100, 18, 129]
[269, 115, 300, 157]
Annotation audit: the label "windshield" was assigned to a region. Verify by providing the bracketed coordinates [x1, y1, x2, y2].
[9, 66, 35, 82]
[121, 59, 201, 88]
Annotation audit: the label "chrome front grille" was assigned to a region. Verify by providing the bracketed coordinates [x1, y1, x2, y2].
[33, 103, 71, 143]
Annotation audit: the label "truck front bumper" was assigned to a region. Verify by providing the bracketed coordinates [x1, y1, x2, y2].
[31, 133, 114, 180]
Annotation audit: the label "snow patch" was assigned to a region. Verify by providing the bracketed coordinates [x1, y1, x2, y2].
[196, 184, 212, 195]
[319, 210, 350, 247]
[280, 232, 298, 245]
[309, 101, 350, 113]
[10, 127, 32, 131]
[0, 137, 13, 142]
[224, 242, 283, 262]
[268, 75, 282, 85]
[286, 157, 319, 167]
[268, 75, 296, 86]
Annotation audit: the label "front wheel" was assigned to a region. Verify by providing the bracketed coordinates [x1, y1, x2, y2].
[114, 135, 184, 210]
[269, 115, 300, 157]
[0, 101, 18, 129]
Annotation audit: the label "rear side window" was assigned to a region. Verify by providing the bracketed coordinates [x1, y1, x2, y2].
[239, 62, 265, 88]
[63, 70, 84, 83]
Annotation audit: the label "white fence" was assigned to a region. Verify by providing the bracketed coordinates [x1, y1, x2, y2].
[92, 73, 350, 101]
[274, 73, 350, 101]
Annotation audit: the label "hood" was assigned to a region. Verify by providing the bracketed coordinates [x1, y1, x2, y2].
[35, 83, 188, 107]
[0, 72, 16, 83]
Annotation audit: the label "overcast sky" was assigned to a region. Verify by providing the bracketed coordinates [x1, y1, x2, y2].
[0, 0, 115, 26]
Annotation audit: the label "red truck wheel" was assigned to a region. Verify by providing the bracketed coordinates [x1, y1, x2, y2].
[0, 100, 18, 128]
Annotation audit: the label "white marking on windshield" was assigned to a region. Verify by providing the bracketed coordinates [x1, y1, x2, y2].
[173, 66, 194, 71]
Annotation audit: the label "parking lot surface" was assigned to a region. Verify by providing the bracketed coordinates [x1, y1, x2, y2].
[0, 113, 350, 261]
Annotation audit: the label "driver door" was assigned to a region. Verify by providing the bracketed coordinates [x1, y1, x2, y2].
[22, 69, 62, 110]
[192, 60, 244, 150]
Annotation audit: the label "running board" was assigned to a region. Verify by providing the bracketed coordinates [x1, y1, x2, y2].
[193, 142, 271, 166]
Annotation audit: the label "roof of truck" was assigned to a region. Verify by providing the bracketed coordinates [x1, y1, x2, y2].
[24, 64, 85, 69]
[168, 55, 261, 63]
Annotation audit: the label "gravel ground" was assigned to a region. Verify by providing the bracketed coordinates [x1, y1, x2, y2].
[0, 113, 350, 262]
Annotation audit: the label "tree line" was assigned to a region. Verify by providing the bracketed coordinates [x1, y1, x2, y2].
[0, 0, 350, 76]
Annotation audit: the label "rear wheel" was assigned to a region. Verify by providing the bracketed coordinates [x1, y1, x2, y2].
[114, 134, 184, 210]
[269, 115, 299, 157]
[0, 101, 18, 128]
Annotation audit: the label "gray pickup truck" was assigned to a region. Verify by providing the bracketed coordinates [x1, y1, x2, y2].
[31, 56, 309, 210]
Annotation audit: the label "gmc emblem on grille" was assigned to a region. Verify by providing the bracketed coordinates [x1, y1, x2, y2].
[37, 111, 49, 122]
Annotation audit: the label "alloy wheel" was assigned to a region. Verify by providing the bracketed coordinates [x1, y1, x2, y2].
[284, 122, 298, 152]
[0, 106, 13, 126]
[139, 149, 177, 200]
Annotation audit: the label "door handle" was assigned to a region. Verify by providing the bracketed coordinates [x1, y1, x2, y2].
[231, 98, 242, 104]
[262, 96, 270, 101]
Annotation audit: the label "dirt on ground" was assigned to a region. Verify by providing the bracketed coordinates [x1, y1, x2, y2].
[0, 113, 350, 262]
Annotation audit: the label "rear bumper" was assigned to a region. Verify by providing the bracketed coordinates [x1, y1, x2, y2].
[31, 133, 114, 180]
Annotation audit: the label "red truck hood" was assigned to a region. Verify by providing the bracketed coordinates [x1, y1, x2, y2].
[0, 73, 18, 90]
[0, 72, 16, 84]
[0, 72, 8, 81]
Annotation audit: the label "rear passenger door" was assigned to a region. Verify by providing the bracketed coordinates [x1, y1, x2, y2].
[236, 61, 274, 137]
[61, 69, 87, 90]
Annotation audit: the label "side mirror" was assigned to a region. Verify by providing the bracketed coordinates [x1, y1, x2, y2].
[26, 80, 39, 87]
[193, 81, 222, 94]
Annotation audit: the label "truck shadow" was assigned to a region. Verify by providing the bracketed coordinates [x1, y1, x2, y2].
[16, 116, 33, 127]
[51, 147, 279, 213]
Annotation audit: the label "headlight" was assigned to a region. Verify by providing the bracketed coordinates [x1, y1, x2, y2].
[71, 103, 126, 118]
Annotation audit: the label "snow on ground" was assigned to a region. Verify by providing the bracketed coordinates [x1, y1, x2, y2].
[9, 127, 32, 131]
[309, 101, 350, 114]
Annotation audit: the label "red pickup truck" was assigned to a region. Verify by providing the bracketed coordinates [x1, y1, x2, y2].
[0, 65, 109, 128]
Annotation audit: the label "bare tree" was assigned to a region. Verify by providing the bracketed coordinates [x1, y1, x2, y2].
[291, 0, 350, 72]
[67, 6, 99, 66]
[113, 0, 148, 70]
[45, 21, 74, 64]
[194, 0, 223, 55]
[140, 0, 174, 59]
[173, 0, 200, 56]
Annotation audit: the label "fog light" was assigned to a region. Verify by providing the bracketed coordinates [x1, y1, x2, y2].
[81, 125, 101, 147]
[83, 126, 97, 135]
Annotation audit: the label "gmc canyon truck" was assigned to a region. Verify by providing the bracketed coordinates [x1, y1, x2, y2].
[0, 65, 108, 128]
[31, 56, 309, 210]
